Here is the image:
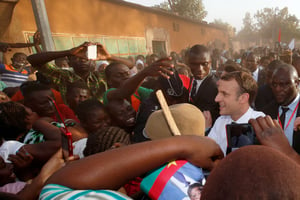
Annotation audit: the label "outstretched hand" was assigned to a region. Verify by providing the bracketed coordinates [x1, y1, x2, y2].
[69, 42, 90, 59]
[141, 57, 174, 79]
[39, 149, 79, 183]
[8, 147, 34, 170]
[249, 116, 294, 157]
[96, 43, 111, 60]
[184, 136, 224, 171]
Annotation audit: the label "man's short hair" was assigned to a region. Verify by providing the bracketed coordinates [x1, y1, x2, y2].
[104, 62, 124, 80]
[21, 81, 51, 98]
[221, 71, 257, 104]
[189, 45, 209, 57]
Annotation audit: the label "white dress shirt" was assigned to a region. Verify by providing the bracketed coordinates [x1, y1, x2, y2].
[278, 94, 300, 145]
[208, 107, 265, 155]
[252, 67, 259, 82]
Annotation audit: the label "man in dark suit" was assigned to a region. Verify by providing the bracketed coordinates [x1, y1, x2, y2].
[245, 52, 266, 87]
[255, 60, 283, 110]
[187, 44, 219, 124]
[262, 63, 300, 153]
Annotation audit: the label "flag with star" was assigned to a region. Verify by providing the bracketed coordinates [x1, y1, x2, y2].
[140, 160, 204, 200]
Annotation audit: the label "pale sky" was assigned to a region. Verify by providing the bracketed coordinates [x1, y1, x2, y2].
[124, 0, 300, 31]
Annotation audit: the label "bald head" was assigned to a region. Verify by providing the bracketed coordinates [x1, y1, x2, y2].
[271, 64, 299, 106]
[273, 63, 298, 80]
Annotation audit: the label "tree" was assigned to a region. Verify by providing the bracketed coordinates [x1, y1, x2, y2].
[236, 12, 257, 43]
[237, 7, 300, 46]
[254, 7, 300, 42]
[155, 0, 207, 22]
[213, 19, 235, 32]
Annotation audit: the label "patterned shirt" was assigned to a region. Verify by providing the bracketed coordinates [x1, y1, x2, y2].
[0, 64, 30, 87]
[40, 184, 133, 200]
[22, 122, 65, 144]
[37, 63, 107, 102]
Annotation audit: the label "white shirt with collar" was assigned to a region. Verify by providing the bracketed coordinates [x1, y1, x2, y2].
[208, 107, 265, 155]
[252, 67, 259, 82]
[191, 75, 209, 95]
[279, 94, 300, 145]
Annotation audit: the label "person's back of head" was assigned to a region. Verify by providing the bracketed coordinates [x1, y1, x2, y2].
[0, 101, 28, 140]
[201, 146, 300, 200]
[265, 60, 283, 85]
[83, 126, 130, 157]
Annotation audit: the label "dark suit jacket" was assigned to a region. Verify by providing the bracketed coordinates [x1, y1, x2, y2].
[257, 68, 267, 87]
[189, 74, 219, 124]
[255, 84, 274, 111]
[262, 99, 300, 154]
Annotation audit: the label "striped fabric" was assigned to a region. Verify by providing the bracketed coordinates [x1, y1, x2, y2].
[0, 64, 30, 87]
[39, 184, 133, 200]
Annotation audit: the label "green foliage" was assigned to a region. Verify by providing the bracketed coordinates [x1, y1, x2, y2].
[237, 7, 300, 44]
[156, 0, 207, 22]
[213, 19, 235, 32]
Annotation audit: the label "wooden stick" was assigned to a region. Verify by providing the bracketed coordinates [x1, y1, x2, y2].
[156, 90, 181, 136]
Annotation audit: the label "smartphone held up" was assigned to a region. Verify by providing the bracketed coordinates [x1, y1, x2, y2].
[87, 45, 97, 60]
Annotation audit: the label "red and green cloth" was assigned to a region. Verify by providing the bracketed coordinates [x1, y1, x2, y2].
[140, 160, 204, 200]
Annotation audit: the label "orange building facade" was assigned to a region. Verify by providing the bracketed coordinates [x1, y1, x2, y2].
[0, 0, 229, 61]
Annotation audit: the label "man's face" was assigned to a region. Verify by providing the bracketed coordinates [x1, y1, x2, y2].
[245, 54, 258, 73]
[271, 68, 298, 106]
[67, 88, 91, 111]
[82, 108, 111, 134]
[11, 53, 28, 69]
[108, 64, 130, 88]
[188, 52, 210, 80]
[109, 100, 136, 128]
[25, 90, 55, 117]
[190, 187, 201, 200]
[215, 79, 243, 118]
[69, 57, 95, 75]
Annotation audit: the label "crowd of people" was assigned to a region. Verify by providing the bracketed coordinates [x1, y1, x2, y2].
[1, 36, 300, 200]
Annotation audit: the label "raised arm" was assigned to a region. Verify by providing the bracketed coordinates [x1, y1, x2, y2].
[46, 135, 223, 190]
[96, 44, 134, 68]
[0, 31, 41, 53]
[106, 58, 173, 102]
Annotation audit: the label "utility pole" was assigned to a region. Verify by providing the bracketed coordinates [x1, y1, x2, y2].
[31, 0, 55, 51]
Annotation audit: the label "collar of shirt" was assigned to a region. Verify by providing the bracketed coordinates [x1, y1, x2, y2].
[193, 75, 209, 94]
[278, 93, 300, 145]
[283, 93, 300, 111]
[231, 107, 254, 124]
[252, 67, 259, 82]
